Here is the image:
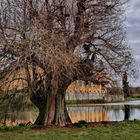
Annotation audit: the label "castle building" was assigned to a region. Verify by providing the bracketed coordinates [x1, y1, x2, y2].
[66, 80, 108, 100]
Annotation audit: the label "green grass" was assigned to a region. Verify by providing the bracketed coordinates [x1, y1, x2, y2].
[0, 125, 35, 132]
[126, 97, 140, 101]
[66, 99, 105, 104]
[0, 121, 140, 140]
[66, 98, 140, 104]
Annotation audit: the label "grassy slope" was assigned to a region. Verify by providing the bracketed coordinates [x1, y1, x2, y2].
[66, 98, 140, 104]
[126, 97, 140, 101]
[0, 121, 140, 140]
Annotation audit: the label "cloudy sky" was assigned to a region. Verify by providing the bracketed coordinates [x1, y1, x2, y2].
[126, 0, 140, 87]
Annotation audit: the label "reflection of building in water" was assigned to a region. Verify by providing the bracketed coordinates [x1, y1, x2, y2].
[66, 80, 108, 100]
[67, 106, 108, 123]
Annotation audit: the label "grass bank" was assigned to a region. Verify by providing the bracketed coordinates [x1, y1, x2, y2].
[0, 121, 140, 140]
[66, 99, 106, 104]
[66, 98, 140, 104]
[126, 97, 140, 101]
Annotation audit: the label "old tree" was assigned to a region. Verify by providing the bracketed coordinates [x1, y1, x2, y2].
[0, 0, 133, 126]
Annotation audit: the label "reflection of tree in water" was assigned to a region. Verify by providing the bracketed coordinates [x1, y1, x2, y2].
[67, 102, 140, 123]
[124, 105, 130, 120]
[128, 105, 140, 117]
[0, 92, 38, 125]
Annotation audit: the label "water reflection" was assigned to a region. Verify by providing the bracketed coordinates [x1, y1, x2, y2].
[0, 100, 140, 125]
[67, 100, 140, 123]
[67, 105, 108, 123]
[124, 105, 130, 120]
[0, 110, 38, 126]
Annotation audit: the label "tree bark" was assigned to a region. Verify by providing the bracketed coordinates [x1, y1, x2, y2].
[52, 89, 72, 126]
[30, 91, 50, 125]
[30, 81, 72, 126]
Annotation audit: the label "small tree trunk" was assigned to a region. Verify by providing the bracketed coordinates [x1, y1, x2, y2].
[123, 72, 130, 98]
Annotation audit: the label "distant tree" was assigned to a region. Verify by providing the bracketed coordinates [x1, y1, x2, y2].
[122, 71, 130, 98]
[122, 71, 131, 120]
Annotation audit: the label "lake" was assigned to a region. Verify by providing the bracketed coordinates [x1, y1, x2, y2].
[0, 100, 140, 125]
[66, 100, 140, 123]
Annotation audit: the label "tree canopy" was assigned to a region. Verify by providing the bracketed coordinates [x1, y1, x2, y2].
[0, 0, 133, 126]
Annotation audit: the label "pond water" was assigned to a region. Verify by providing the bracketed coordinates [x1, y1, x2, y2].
[0, 100, 140, 125]
[66, 100, 140, 123]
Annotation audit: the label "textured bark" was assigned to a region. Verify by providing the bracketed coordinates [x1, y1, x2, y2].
[30, 91, 49, 125]
[46, 94, 56, 125]
[52, 88, 72, 126]
[34, 102, 48, 125]
[30, 77, 72, 126]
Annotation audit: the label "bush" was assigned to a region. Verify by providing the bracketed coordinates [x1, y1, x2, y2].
[73, 120, 87, 128]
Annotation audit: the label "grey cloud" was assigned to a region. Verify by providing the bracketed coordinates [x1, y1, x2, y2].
[126, 0, 140, 86]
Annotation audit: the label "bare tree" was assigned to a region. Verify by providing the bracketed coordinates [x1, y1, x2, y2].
[0, 0, 133, 126]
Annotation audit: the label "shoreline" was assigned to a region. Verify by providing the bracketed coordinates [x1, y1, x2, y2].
[66, 98, 140, 105]
[0, 120, 140, 130]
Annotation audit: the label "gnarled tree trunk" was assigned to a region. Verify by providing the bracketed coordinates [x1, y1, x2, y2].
[30, 91, 50, 125]
[52, 88, 71, 126]
[46, 80, 72, 126]
[30, 76, 72, 126]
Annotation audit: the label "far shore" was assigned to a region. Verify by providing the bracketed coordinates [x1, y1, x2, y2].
[66, 97, 140, 104]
